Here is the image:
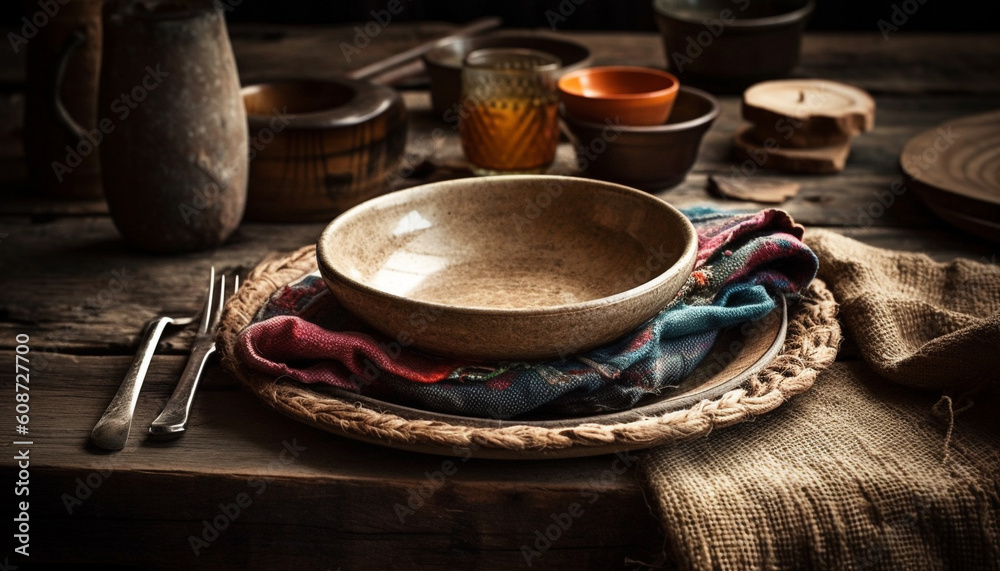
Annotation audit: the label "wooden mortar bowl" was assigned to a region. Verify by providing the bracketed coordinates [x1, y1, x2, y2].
[241, 78, 408, 222]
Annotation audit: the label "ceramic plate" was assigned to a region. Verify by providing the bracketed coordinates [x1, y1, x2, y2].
[901, 109, 1000, 243]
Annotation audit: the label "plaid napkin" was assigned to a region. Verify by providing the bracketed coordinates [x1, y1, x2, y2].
[235, 208, 818, 419]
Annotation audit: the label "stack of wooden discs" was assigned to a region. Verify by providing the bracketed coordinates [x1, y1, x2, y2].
[734, 79, 875, 174]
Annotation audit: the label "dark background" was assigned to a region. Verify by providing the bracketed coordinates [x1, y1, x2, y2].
[3, 0, 998, 31]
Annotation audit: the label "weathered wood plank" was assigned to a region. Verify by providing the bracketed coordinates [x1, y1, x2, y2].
[799, 33, 1000, 96]
[0, 215, 324, 353]
[0, 351, 664, 570]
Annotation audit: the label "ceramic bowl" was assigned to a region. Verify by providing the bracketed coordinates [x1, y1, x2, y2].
[240, 78, 407, 222]
[422, 31, 592, 118]
[557, 66, 680, 126]
[316, 175, 698, 361]
[561, 86, 720, 191]
[652, 0, 814, 92]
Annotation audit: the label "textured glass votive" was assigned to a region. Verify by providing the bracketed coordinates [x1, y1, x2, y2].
[459, 48, 562, 175]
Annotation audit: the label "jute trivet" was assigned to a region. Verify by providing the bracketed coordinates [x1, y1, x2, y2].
[218, 245, 841, 456]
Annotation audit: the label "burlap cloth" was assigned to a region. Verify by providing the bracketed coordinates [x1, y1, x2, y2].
[640, 229, 1000, 570]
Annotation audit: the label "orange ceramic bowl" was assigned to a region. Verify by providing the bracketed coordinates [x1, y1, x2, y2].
[557, 66, 680, 126]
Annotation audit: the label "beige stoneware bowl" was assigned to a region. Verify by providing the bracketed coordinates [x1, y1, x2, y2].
[316, 175, 698, 361]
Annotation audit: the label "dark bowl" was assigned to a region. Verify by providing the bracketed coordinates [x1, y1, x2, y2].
[422, 31, 593, 118]
[561, 85, 720, 191]
[652, 0, 814, 92]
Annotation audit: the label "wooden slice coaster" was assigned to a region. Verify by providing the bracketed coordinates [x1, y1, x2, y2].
[742, 79, 875, 147]
[734, 124, 852, 174]
[901, 109, 1000, 242]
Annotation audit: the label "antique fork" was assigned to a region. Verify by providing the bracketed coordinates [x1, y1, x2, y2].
[90, 312, 195, 451]
[148, 267, 238, 439]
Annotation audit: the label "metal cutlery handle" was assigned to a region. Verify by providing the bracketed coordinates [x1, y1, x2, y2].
[90, 316, 172, 451]
[147, 341, 217, 438]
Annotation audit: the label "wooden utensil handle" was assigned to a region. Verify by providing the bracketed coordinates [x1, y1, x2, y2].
[347, 16, 502, 80]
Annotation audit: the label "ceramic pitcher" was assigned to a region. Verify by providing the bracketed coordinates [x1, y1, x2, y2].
[97, 0, 247, 253]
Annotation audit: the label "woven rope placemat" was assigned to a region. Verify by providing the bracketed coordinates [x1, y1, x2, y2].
[218, 245, 841, 457]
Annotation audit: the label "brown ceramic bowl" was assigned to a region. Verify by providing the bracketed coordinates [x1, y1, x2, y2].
[422, 31, 592, 118]
[561, 85, 720, 191]
[652, 0, 814, 92]
[316, 175, 698, 361]
[241, 78, 407, 222]
[557, 66, 680, 126]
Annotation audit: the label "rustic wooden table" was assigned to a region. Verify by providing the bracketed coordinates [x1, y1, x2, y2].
[1, 22, 999, 570]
